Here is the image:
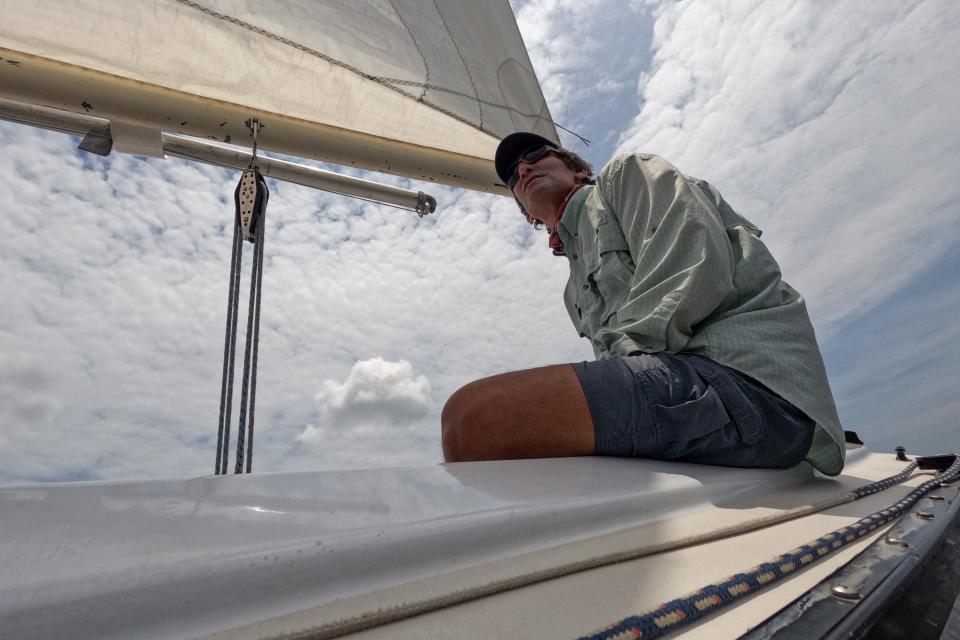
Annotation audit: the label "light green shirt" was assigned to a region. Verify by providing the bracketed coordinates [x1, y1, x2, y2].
[557, 153, 845, 475]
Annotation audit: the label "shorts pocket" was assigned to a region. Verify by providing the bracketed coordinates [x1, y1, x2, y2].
[652, 385, 732, 442]
[691, 362, 763, 446]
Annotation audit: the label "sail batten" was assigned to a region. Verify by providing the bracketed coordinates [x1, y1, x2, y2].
[0, 0, 558, 192]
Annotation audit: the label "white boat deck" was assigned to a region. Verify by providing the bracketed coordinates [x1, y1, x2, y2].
[0, 449, 923, 639]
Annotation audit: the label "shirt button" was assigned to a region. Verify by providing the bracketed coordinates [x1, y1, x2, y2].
[572, 254, 578, 260]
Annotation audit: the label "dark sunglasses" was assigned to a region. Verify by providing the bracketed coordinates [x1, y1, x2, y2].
[506, 145, 556, 190]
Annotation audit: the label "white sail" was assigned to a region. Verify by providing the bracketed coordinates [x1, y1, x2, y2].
[0, 0, 558, 192]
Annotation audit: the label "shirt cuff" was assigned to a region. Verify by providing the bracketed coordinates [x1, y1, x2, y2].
[606, 333, 647, 357]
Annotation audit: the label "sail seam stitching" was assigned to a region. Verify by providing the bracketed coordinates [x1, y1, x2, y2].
[385, 0, 429, 101]
[429, 0, 484, 128]
[172, 0, 557, 141]
[368, 78, 546, 118]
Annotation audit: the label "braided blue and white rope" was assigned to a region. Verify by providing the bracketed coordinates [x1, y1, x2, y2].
[580, 457, 958, 640]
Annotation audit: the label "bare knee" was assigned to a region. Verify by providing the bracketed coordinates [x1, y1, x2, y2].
[440, 365, 594, 463]
[441, 381, 498, 462]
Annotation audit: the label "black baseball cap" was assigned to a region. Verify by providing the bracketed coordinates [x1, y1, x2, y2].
[494, 132, 559, 185]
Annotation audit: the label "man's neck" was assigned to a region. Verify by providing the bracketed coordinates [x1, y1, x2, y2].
[535, 182, 584, 230]
[552, 183, 585, 229]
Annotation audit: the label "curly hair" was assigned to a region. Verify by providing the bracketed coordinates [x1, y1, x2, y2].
[514, 148, 595, 228]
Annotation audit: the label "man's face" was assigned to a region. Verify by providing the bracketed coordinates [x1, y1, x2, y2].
[510, 152, 586, 228]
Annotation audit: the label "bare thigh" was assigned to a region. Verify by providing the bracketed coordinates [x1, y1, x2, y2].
[440, 364, 595, 462]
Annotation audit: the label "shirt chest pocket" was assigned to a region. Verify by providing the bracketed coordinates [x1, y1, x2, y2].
[585, 218, 635, 307]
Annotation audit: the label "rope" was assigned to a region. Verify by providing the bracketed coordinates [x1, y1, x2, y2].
[579, 457, 960, 639]
[233, 238, 256, 473]
[235, 183, 267, 474]
[252, 460, 937, 640]
[245, 212, 266, 473]
[851, 461, 919, 498]
[215, 212, 243, 475]
[218, 131, 268, 475]
[172, 0, 570, 141]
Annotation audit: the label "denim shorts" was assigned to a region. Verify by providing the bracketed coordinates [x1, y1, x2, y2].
[571, 353, 815, 468]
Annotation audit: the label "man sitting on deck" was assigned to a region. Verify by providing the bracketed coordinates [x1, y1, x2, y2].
[440, 132, 846, 475]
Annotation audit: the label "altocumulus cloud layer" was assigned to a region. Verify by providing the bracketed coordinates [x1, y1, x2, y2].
[517, 0, 960, 454]
[611, 0, 960, 453]
[0, 121, 582, 483]
[615, 0, 960, 335]
[0, 0, 958, 483]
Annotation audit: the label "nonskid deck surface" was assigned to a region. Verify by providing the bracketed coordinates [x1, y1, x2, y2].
[0, 450, 913, 639]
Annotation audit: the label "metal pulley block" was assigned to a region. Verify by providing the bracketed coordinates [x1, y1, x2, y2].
[234, 118, 268, 243]
[235, 167, 268, 242]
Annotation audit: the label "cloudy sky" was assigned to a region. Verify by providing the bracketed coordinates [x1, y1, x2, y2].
[1, 0, 958, 485]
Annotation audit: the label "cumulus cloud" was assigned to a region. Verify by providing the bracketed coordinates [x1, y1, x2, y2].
[300, 357, 432, 440]
[291, 358, 442, 469]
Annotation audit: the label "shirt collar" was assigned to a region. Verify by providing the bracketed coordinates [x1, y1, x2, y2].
[561, 185, 590, 234]
[544, 184, 581, 256]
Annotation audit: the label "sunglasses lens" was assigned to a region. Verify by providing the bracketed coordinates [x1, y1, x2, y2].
[507, 145, 552, 189]
[521, 145, 550, 163]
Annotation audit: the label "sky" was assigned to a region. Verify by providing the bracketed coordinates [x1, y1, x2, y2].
[1, 0, 958, 485]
